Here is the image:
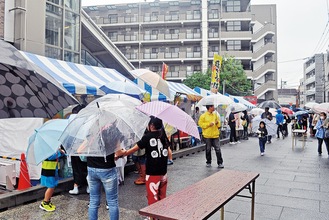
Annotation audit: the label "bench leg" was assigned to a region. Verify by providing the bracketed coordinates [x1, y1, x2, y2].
[251, 180, 256, 220]
[221, 206, 224, 220]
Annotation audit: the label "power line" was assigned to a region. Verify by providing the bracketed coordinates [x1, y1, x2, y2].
[312, 0, 329, 54]
[278, 57, 309, 63]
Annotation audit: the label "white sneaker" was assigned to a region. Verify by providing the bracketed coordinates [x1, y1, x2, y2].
[260, 152, 264, 156]
[237, 141, 241, 144]
[229, 142, 236, 145]
[69, 187, 79, 195]
[86, 186, 90, 194]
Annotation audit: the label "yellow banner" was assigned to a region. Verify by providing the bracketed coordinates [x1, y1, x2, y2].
[210, 54, 222, 94]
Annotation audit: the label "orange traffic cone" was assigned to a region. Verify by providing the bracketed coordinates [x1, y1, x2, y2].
[17, 153, 31, 190]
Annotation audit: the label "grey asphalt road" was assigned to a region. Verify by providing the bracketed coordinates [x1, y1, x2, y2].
[0, 133, 329, 220]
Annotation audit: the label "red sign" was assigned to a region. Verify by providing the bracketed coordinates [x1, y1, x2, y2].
[244, 96, 257, 105]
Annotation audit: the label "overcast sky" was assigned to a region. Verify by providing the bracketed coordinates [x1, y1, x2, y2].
[82, 0, 329, 88]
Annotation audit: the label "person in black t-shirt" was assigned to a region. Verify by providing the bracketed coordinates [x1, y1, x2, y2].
[124, 116, 169, 205]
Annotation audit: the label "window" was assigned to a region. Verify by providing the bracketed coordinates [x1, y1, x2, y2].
[227, 21, 241, 31]
[209, 9, 219, 19]
[194, 65, 201, 71]
[208, 27, 218, 38]
[150, 66, 159, 72]
[165, 11, 179, 21]
[108, 32, 117, 41]
[227, 40, 241, 50]
[227, 0, 241, 12]
[107, 14, 118, 23]
[193, 46, 201, 52]
[165, 47, 179, 58]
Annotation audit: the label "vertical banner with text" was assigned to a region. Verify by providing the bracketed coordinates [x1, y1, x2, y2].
[210, 54, 222, 94]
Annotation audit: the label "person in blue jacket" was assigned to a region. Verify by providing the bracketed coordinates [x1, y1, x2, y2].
[315, 112, 329, 156]
[275, 109, 284, 139]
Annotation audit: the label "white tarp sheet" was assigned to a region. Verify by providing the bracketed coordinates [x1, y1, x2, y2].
[0, 118, 43, 179]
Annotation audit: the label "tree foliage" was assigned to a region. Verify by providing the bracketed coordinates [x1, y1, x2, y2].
[183, 55, 252, 96]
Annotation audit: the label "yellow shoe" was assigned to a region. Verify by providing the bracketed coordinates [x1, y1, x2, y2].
[39, 201, 55, 212]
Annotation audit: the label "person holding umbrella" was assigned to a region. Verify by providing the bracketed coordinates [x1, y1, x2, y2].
[261, 107, 273, 144]
[39, 147, 65, 212]
[198, 105, 224, 168]
[123, 117, 169, 205]
[86, 124, 126, 220]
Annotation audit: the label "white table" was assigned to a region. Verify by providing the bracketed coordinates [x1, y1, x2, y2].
[291, 129, 307, 150]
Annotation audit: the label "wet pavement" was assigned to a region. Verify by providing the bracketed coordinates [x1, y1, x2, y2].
[1, 132, 329, 220]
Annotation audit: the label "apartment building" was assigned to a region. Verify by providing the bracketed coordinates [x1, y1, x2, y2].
[83, 0, 278, 102]
[303, 54, 325, 104]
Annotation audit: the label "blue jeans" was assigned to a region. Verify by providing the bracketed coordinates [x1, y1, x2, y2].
[259, 137, 267, 153]
[87, 167, 119, 220]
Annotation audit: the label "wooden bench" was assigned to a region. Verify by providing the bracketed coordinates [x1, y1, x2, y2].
[139, 169, 260, 220]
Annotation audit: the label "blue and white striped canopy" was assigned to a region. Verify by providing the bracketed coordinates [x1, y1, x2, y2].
[193, 87, 212, 96]
[134, 78, 202, 101]
[20, 52, 134, 96]
[224, 93, 256, 109]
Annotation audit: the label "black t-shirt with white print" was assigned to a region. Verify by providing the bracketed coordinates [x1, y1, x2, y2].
[137, 130, 168, 176]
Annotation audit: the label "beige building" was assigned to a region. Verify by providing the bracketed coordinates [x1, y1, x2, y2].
[83, 0, 278, 103]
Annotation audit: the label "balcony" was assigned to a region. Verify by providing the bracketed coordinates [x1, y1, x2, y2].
[251, 61, 276, 79]
[254, 80, 276, 97]
[252, 23, 276, 43]
[209, 50, 252, 59]
[221, 11, 252, 21]
[252, 42, 276, 61]
[305, 88, 316, 96]
[304, 76, 316, 85]
[305, 62, 315, 74]
[220, 31, 252, 40]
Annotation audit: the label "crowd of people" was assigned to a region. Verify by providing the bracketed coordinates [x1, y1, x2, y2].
[38, 102, 329, 220]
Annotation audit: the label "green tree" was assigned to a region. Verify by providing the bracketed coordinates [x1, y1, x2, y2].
[219, 56, 252, 96]
[183, 55, 252, 96]
[183, 70, 212, 90]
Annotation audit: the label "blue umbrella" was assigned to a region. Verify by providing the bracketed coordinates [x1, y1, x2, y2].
[26, 119, 69, 165]
[293, 110, 309, 117]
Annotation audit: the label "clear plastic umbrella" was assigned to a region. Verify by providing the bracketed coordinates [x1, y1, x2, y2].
[196, 94, 234, 107]
[251, 116, 277, 136]
[59, 94, 150, 156]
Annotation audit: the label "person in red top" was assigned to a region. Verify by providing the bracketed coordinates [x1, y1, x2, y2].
[124, 116, 169, 205]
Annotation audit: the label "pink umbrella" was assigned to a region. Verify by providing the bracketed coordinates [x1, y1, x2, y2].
[281, 107, 293, 115]
[136, 101, 200, 140]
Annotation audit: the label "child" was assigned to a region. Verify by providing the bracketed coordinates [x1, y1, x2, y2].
[39, 148, 65, 212]
[123, 117, 169, 205]
[256, 121, 268, 156]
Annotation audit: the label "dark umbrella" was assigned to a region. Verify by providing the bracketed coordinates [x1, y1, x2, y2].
[0, 40, 78, 118]
[258, 100, 281, 109]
